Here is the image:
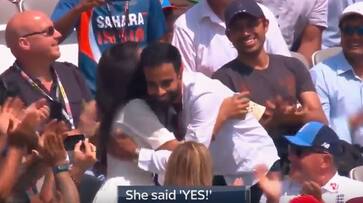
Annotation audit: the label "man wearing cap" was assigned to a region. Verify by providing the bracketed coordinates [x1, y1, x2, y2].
[212, 0, 327, 173]
[171, 0, 290, 77]
[311, 2, 363, 147]
[260, 121, 363, 202]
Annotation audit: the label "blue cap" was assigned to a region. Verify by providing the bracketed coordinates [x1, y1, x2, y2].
[285, 121, 341, 156]
[160, 0, 175, 9]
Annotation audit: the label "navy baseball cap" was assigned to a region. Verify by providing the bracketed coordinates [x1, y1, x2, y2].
[285, 121, 341, 156]
[224, 0, 265, 28]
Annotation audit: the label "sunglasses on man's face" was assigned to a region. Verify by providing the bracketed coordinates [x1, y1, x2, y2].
[341, 26, 363, 36]
[21, 26, 55, 38]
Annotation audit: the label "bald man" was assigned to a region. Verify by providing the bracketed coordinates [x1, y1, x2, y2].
[1, 11, 92, 130]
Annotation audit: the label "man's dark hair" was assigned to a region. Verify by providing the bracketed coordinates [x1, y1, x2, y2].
[140, 42, 182, 73]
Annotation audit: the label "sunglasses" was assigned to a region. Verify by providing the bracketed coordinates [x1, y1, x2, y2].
[21, 26, 55, 38]
[288, 145, 327, 158]
[341, 26, 363, 36]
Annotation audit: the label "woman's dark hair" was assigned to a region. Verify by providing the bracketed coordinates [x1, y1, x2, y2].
[96, 42, 146, 166]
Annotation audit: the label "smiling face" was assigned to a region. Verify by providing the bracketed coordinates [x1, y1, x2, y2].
[340, 14, 363, 58]
[226, 13, 269, 56]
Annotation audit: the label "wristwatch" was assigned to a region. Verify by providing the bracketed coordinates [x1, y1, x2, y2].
[53, 163, 70, 174]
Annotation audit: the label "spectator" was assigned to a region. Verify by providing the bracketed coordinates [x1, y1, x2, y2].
[258, 0, 328, 65]
[111, 42, 279, 203]
[278, 121, 363, 202]
[95, 42, 175, 188]
[310, 2, 363, 145]
[322, 0, 363, 48]
[51, 0, 166, 94]
[164, 141, 213, 186]
[2, 10, 92, 131]
[212, 0, 327, 177]
[171, 0, 290, 77]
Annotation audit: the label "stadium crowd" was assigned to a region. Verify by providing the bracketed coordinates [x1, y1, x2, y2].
[0, 0, 363, 202]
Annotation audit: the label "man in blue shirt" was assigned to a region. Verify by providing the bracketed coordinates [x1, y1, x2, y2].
[311, 2, 363, 146]
[51, 0, 166, 94]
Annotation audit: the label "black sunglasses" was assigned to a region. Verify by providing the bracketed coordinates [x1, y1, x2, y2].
[21, 26, 55, 38]
[341, 26, 363, 36]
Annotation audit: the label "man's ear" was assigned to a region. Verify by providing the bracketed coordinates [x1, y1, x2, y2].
[263, 19, 270, 34]
[18, 38, 31, 51]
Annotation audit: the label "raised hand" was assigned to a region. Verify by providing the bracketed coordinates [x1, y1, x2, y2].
[77, 0, 105, 12]
[301, 181, 323, 202]
[73, 138, 97, 171]
[42, 129, 68, 167]
[78, 100, 99, 138]
[220, 91, 250, 120]
[254, 164, 281, 203]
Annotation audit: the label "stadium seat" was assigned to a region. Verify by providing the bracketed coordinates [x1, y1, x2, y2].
[349, 165, 363, 182]
[290, 51, 310, 69]
[312, 47, 342, 66]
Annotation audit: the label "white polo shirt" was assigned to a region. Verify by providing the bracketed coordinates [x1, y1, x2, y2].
[171, 0, 291, 77]
[138, 71, 279, 185]
[264, 173, 363, 203]
[258, 0, 328, 49]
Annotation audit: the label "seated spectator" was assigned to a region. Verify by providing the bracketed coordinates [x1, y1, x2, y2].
[51, 0, 167, 94]
[310, 2, 363, 146]
[212, 0, 327, 177]
[2, 10, 92, 132]
[164, 141, 213, 186]
[258, 0, 328, 65]
[322, 0, 363, 48]
[172, 0, 290, 77]
[260, 121, 363, 202]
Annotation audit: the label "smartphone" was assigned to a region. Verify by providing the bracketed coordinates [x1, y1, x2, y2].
[64, 134, 85, 151]
[49, 100, 64, 120]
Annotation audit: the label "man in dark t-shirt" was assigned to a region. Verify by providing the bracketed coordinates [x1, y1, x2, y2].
[212, 0, 327, 168]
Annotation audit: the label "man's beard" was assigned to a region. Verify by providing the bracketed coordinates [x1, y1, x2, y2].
[147, 90, 178, 107]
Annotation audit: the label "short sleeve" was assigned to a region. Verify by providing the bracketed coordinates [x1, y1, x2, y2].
[286, 57, 316, 95]
[147, 0, 166, 43]
[51, 0, 79, 22]
[309, 0, 328, 28]
[212, 68, 236, 92]
[112, 99, 175, 149]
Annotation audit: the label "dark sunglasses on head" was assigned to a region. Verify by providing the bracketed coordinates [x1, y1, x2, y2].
[341, 26, 363, 36]
[21, 26, 55, 38]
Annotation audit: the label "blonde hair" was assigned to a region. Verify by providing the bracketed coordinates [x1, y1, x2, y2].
[164, 141, 213, 186]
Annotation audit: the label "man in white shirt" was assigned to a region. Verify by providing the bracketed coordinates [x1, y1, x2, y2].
[111, 42, 279, 203]
[171, 0, 290, 77]
[261, 121, 363, 203]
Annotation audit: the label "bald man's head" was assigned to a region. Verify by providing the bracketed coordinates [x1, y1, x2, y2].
[5, 10, 61, 61]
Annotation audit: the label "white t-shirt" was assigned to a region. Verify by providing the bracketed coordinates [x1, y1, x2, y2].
[93, 99, 175, 202]
[171, 0, 290, 77]
[258, 0, 328, 49]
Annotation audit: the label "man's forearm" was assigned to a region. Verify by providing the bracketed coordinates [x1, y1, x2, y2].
[54, 171, 80, 203]
[54, 5, 83, 43]
[0, 147, 24, 200]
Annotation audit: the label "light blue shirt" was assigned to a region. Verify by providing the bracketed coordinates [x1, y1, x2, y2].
[322, 0, 363, 48]
[310, 51, 363, 145]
